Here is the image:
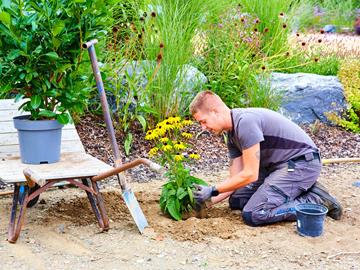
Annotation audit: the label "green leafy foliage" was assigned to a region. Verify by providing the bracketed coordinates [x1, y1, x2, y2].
[160, 166, 207, 220]
[0, 0, 113, 124]
[326, 59, 360, 132]
[145, 116, 207, 220]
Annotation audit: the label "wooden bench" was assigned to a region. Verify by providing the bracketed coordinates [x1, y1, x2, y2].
[0, 99, 124, 243]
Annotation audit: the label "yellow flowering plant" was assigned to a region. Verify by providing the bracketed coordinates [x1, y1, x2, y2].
[146, 116, 208, 220]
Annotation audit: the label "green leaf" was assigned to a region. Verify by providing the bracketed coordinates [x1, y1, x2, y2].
[136, 115, 147, 131]
[0, 63, 2, 75]
[39, 110, 56, 118]
[166, 197, 182, 221]
[189, 176, 208, 186]
[30, 95, 41, 109]
[7, 50, 21, 60]
[44, 52, 59, 60]
[52, 21, 65, 36]
[56, 113, 70, 125]
[124, 132, 132, 156]
[52, 37, 61, 49]
[187, 187, 194, 204]
[0, 11, 11, 27]
[177, 187, 187, 200]
[15, 94, 24, 102]
[25, 73, 33, 83]
[44, 79, 51, 89]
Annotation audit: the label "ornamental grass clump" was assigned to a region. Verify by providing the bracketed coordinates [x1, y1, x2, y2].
[145, 116, 207, 220]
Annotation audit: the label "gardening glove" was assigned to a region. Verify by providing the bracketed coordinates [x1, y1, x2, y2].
[193, 184, 216, 203]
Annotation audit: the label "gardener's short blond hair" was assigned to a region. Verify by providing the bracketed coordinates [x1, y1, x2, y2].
[189, 90, 221, 115]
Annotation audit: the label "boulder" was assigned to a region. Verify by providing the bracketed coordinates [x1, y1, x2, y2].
[270, 72, 347, 125]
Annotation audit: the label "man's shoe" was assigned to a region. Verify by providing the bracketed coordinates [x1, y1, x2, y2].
[309, 182, 343, 220]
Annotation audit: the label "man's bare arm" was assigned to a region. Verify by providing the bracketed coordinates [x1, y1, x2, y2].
[210, 156, 243, 204]
[216, 143, 260, 193]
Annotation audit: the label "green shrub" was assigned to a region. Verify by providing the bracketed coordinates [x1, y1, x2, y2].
[0, 0, 112, 123]
[327, 60, 360, 132]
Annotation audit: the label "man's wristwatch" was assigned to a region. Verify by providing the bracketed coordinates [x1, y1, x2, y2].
[211, 186, 219, 197]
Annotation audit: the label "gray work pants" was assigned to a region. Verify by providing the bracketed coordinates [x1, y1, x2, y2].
[229, 159, 322, 226]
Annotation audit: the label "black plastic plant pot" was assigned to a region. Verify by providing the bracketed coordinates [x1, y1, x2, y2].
[13, 115, 64, 164]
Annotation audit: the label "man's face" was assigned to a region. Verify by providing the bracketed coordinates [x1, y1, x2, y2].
[193, 110, 224, 135]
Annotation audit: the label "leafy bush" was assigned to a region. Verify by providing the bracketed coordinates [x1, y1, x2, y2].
[145, 116, 207, 220]
[327, 59, 360, 132]
[0, 0, 112, 124]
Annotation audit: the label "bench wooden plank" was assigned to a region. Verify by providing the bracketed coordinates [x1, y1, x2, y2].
[0, 121, 76, 133]
[0, 152, 113, 184]
[0, 110, 27, 121]
[0, 140, 85, 158]
[0, 99, 26, 110]
[0, 128, 81, 146]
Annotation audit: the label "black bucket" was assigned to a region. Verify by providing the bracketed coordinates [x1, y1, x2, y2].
[295, 203, 328, 237]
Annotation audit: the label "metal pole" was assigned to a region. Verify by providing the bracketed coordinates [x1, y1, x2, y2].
[83, 40, 121, 162]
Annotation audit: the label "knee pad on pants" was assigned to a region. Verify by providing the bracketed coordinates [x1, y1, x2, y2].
[242, 211, 258, 227]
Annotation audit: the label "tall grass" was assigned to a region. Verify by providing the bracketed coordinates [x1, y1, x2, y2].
[198, 4, 302, 110]
[239, 0, 298, 55]
[142, 0, 233, 121]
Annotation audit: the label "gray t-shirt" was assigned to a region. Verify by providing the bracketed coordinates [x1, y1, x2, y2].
[227, 108, 318, 169]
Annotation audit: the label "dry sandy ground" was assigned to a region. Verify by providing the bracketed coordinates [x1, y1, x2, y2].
[0, 163, 359, 270]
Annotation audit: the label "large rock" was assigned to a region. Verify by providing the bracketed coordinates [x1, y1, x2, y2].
[270, 72, 347, 124]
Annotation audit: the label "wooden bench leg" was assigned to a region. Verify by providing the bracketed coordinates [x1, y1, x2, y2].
[82, 179, 109, 231]
[7, 185, 28, 243]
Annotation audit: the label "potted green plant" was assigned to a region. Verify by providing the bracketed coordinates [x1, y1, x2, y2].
[145, 116, 208, 220]
[0, 0, 111, 164]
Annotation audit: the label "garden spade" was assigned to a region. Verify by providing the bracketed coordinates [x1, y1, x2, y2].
[83, 39, 148, 233]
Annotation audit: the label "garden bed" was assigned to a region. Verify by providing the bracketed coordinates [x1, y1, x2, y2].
[0, 162, 359, 269]
[75, 114, 360, 182]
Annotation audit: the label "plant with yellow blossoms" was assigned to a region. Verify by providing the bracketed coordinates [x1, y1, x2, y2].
[145, 116, 207, 220]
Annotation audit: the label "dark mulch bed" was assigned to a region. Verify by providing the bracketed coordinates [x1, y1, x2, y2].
[76, 115, 360, 182]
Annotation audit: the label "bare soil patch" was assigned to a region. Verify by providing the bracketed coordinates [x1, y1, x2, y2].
[0, 163, 359, 270]
[0, 114, 359, 269]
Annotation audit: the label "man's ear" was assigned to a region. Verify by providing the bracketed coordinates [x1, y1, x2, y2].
[210, 106, 220, 115]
